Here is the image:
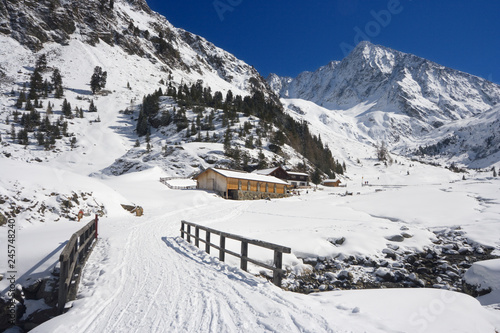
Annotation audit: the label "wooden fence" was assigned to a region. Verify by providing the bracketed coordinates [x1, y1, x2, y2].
[58, 215, 99, 314]
[180, 220, 291, 287]
[160, 177, 197, 190]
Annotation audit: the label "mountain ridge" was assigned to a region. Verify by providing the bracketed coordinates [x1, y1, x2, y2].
[268, 41, 500, 167]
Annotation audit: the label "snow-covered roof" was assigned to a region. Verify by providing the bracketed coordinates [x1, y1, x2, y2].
[287, 171, 309, 177]
[209, 168, 289, 185]
[252, 167, 280, 175]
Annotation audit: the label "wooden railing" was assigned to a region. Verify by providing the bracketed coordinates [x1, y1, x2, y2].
[58, 215, 99, 314]
[180, 220, 291, 287]
[160, 177, 197, 190]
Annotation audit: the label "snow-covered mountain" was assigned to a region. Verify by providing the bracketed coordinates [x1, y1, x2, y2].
[0, 0, 270, 96]
[268, 41, 500, 167]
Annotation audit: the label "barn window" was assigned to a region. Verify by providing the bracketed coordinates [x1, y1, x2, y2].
[238, 180, 242, 190]
[265, 183, 269, 192]
[247, 181, 250, 191]
[273, 184, 277, 193]
[257, 182, 261, 192]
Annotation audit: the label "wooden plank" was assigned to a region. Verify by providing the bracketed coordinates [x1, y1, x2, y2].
[273, 250, 283, 287]
[241, 241, 248, 271]
[205, 231, 211, 254]
[195, 227, 199, 248]
[181, 221, 291, 253]
[219, 235, 225, 261]
[180, 220, 291, 287]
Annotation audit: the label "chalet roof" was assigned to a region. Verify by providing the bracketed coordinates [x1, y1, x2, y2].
[204, 168, 289, 185]
[252, 167, 281, 175]
[287, 171, 309, 177]
[323, 179, 341, 183]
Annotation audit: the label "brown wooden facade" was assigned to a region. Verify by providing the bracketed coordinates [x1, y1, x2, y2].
[195, 168, 288, 200]
[323, 179, 342, 187]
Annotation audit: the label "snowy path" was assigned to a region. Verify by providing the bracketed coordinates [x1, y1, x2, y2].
[30, 174, 500, 333]
[33, 206, 358, 333]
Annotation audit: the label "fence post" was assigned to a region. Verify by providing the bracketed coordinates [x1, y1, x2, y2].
[195, 227, 199, 248]
[187, 224, 191, 243]
[273, 250, 283, 287]
[241, 241, 248, 271]
[58, 259, 68, 314]
[205, 231, 210, 254]
[94, 214, 98, 239]
[219, 235, 225, 261]
[181, 221, 185, 239]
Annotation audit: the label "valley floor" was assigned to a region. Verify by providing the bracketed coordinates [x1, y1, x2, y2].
[1, 163, 499, 332]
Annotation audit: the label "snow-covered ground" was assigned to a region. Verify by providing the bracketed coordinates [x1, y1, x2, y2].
[1, 159, 500, 332]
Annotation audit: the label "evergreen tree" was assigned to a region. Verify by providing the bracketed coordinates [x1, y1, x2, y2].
[311, 168, 322, 185]
[136, 110, 149, 136]
[29, 68, 43, 99]
[46, 102, 53, 115]
[36, 131, 45, 146]
[89, 99, 98, 112]
[52, 68, 64, 98]
[17, 128, 29, 145]
[62, 99, 72, 117]
[35, 54, 47, 71]
[90, 66, 107, 94]
[25, 99, 34, 111]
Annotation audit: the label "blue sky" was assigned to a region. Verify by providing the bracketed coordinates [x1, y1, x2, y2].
[147, 0, 499, 84]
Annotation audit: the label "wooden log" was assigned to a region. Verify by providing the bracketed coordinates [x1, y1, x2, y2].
[219, 235, 226, 261]
[241, 241, 248, 271]
[205, 231, 211, 254]
[273, 250, 283, 287]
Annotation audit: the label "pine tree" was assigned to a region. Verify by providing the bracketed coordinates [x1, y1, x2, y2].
[46, 102, 53, 115]
[89, 99, 98, 112]
[311, 168, 322, 185]
[18, 128, 29, 145]
[136, 110, 149, 136]
[36, 131, 45, 146]
[25, 99, 34, 111]
[29, 68, 43, 99]
[62, 99, 72, 117]
[52, 68, 64, 98]
[90, 66, 107, 94]
[35, 54, 47, 71]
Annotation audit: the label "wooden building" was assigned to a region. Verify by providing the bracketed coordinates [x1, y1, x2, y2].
[286, 171, 309, 187]
[252, 166, 289, 180]
[253, 167, 310, 188]
[322, 179, 342, 187]
[195, 168, 289, 200]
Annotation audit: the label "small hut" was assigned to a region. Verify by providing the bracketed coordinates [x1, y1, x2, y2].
[322, 179, 342, 187]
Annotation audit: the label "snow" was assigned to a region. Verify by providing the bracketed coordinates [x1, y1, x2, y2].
[0, 1, 499, 332]
[204, 168, 289, 185]
[1, 160, 499, 332]
[464, 259, 500, 306]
